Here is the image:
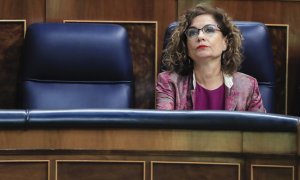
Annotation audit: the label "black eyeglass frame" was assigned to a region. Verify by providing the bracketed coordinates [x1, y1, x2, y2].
[185, 24, 222, 39]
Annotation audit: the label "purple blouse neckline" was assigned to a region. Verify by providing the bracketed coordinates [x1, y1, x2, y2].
[194, 83, 225, 110]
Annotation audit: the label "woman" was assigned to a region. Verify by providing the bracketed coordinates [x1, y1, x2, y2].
[156, 4, 265, 112]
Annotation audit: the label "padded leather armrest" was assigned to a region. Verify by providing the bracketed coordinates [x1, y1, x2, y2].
[0, 110, 27, 127]
[28, 110, 298, 132]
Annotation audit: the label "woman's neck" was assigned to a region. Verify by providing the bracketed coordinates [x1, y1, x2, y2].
[193, 62, 223, 90]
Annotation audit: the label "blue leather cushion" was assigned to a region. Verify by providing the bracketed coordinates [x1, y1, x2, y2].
[20, 23, 133, 109]
[0, 109, 297, 132]
[27, 109, 298, 132]
[0, 110, 26, 127]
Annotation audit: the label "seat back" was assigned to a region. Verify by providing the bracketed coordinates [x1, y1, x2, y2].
[162, 21, 275, 113]
[20, 23, 134, 109]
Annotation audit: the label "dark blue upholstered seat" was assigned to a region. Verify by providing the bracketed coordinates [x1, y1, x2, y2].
[162, 21, 275, 113]
[19, 23, 134, 109]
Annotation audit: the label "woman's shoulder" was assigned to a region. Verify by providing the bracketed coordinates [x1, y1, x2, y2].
[157, 71, 189, 82]
[232, 72, 259, 88]
[233, 72, 257, 82]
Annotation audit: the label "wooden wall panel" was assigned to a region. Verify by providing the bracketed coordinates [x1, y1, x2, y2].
[266, 25, 289, 114]
[251, 165, 294, 180]
[0, 161, 49, 180]
[178, 0, 300, 115]
[0, 21, 25, 109]
[56, 160, 145, 180]
[0, 129, 242, 152]
[0, 125, 297, 180]
[0, 0, 45, 25]
[151, 161, 240, 180]
[245, 156, 297, 180]
[0, 0, 45, 109]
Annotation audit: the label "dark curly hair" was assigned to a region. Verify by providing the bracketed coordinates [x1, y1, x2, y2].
[162, 4, 243, 76]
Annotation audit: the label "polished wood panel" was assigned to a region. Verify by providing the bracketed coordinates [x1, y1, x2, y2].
[0, 0, 45, 25]
[245, 158, 297, 180]
[0, 21, 25, 109]
[0, 0, 45, 109]
[151, 161, 240, 180]
[266, 24, 289, 114]
[243, 132, 296, 154]
[0, 149, 296, 180]
[56, 160, 145, 180]
[0, 129, 242, 152]
[251, 165, 294, 180]
[0, 160, 49, 180]
[0, 127, 297, 180]
[121, 22, 156, 108]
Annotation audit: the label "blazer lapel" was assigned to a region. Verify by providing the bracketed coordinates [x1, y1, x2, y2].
[225, 86, 237, 111]
[223, 74, 237, 111]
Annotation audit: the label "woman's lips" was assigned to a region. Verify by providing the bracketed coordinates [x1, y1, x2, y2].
[197, 45, 208, 49]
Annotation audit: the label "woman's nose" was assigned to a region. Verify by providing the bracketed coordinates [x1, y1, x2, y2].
[197, 30, 205, 39]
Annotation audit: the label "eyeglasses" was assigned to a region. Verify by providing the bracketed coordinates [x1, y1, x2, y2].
[185, 24, 221, 39]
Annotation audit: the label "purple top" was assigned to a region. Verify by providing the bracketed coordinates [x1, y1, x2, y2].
[194, 83, 225, 110]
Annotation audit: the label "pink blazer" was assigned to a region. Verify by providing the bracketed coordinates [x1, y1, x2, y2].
[156, 71, 266, 112]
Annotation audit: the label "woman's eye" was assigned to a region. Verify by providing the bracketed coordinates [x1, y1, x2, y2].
[187, 29, 198, 37]
[190, 30, 198, 36]
[204, 27, 215, 33]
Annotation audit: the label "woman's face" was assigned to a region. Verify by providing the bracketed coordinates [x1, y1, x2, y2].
[186, 14, 227, 63]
